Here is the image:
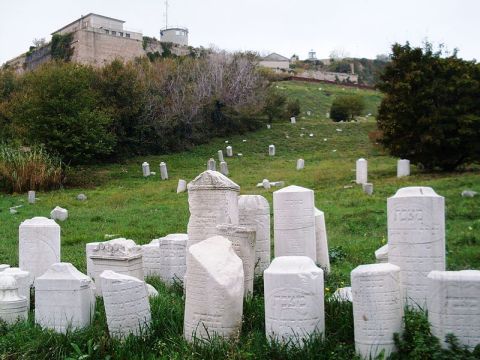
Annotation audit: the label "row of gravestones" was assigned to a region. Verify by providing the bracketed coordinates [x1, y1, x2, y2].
[356, 158, 411, 195]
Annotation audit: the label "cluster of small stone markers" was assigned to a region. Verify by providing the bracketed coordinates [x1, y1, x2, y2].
[1, 149, 479, 358]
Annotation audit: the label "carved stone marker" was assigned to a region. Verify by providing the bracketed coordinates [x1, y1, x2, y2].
[264, 256, 324, 344]
[226, 146, 233, 157]
[0, 275, 28, 324]
[351, 263, 403, 359]
[388, 186, 445, 307]
[273, 185, 316, 261]
[177, 179, 187, 193]
[296, 159, 304, 170]
[314, 208, 330, 273]
[427, 270, 480, 349]
[238, 195, 271, 275]
[28, 190, 36, 204]
[397, 159, 410, 177]
[50, 206, 68, 221]
[356, 158, 368, 184]
[158, 234, 188, 284]
[362, 183, 373, 195]
[220, 161, 229, 176]
[269, 145, 275, 156]
[375, 244, 388, 263]
[35, 263, 95, 333]
[160, 162, 168, 180]
[100, 270, 151, 339]
[19, 217, 60, 279]
[89, 238, 144, 295]
[184, 236, 244, 342]
[187, 171, 240, 249]
[207, 158, 216, 171]
[218, 150, 224, 162]
[290, 117, 296, 124]
[142, 162, 150, 177]
[2, 268, 32, 310]
[216, 224, 256, 297]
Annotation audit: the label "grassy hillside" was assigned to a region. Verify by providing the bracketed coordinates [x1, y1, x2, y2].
[0, 82, 479, 359]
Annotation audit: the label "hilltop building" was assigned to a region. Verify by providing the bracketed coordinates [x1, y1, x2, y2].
[259, 53, 290, 71]
[160, 27, 189, 46]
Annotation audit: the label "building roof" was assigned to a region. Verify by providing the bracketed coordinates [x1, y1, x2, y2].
[51, 13, 125, 35]
[261, 53, 290, 62]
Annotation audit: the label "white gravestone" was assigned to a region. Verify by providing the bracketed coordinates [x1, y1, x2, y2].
[207, 158, 216, 171]
[2, 268, 32, 310]
[273, 185, 316, 261]
[264, 256, 324, 344]
[0, 275, 28, 324]
[296, 159, 304, 170]
[100, 270, 151, 339]
[187, 170, 240, 249]
[146, 283, 159, 298]
[216, 224, 256, 297]
[356, 158, 368, 184]
[85, 242, 100, 279]
[19, 217, 60, 279]
[28, 190, 35, 204]
[388, 186, 445, 307]
[397, 159, 410, 177]
[262, 179, 271, 189]
[226, 146, 233, 157]
[142, 239, 161, 277]
[351, 263, 403, 359]
[160, 162, 168, 180]
[427, 270, 480, 349]
[238, 195, 271, 275]
[89, 238, 144, 296]
[50, 206, 68, 221]
[184, 236, 244, 342]
[333, 287, 353, 302]
[290, 117, 296, 124]
[218, 150, 224, 162]
[35, 263, 95, 333]
[219, 161, 229, 176]
[0, 264, 10, 272]
[142, 162, 150, 177]
[362, 183, 373, 195]
[177, 179, 187, 193]
[314, 208, 330, 273]
[375, 244, 388, 263]
[269, 145, 275, 156]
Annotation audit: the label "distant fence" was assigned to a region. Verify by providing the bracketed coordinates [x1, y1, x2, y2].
[288, 76, 376, 90]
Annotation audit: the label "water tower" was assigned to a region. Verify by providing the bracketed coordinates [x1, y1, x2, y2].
[160, 0, 189, 46]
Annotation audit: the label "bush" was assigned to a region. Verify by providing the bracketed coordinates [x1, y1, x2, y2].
[377, 42, 480, 171]
[330, 95, 365, 121]
[263, 88, 286, 122]
[285, 98, 301, 118]
[0, 144, 63, 193]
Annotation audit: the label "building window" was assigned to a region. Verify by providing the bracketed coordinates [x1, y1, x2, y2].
[105, 29, 110, 34]
[112, 31, 116, 36]
[126, 33, 130, 38]
[119, 32, 123, 37]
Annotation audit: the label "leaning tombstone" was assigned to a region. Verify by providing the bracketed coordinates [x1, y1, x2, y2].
[375, 244, 388, 263]
[160, 162, 168, 180]
[427, 270, 480, 350]
[142, 162, 150, 177]
[273, 185, 316, 261]
[220, 161, 229, 176]
[269, 144, 275, 156]
[0, 275, 28, 324]
[216, 225, 256, 297]
[101, 270, 151, 339]
[19, 217, 60, 279]
[177, 179, 187, 193]
[2, 268, 32, 310]
[362, 183, 373, 195]
[351, 263, 403, 359]
[238, 195, 271, 275]
[207, 158, 216, 171]
[187, 171, 240, 249]
[387, 186, 445, 307]
[355, 158, 368, 184]
[397, 159, 410, 177]
[50, 206, 68, 221]
[218, 150, 224, 162]
[226, 146, 233, 157]
[184, 236, 244, 342]
[314, 208, 330, 273]
[35, 263, 95, 333]
[296, 159, 305, 170]
[28, 191, 36, 204]
[264, 256, 324, 345]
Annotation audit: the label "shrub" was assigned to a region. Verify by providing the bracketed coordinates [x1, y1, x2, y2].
[330, 95, 365, 122]
[0, 144, 63, 193]
[263, 88, 286, 122]
[377, 42, 480, 171]
[285, 98, 301, 118]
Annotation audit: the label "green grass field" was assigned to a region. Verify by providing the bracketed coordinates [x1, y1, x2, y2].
[0, 81, 479, 359]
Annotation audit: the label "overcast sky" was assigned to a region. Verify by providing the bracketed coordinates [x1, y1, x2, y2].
[1, 0, 478, 64]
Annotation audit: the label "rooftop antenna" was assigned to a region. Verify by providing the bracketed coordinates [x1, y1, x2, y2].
[165, 0, 169, 29]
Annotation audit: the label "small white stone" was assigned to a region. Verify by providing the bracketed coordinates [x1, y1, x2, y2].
[336, 128, 342, 132]
[207, 158, 216, 171]
[242, 139, 247, 142]
[268, 145, 275, 156]
[160, 162, 168, 180]
[262, 179, 271, 189]
[296, 159, 305, 170]
[77, 193, 87, 201]
[309, 133, 314, 137]
[290, 117, 296, 124]
[217, 150, 224, 162]
[28, 191, 36, 204]
[177, 179, 187, 193]
[462, 190, 478, 198]
[50, 206, 68, 221]
[142, 162, 150, 177]
[226, 146, 233, 157]
[267, 124, 271, 129]
[362, 183, 373, 195]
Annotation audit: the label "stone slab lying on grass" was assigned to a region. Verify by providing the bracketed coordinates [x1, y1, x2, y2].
[50, 206, 68, 221]
[256, 181, 285, 188]
[0, 275, 28, 325]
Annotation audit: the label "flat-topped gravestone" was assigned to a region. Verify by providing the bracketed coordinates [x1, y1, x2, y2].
[226, 146, 233, 157]
[388, 186, 445, 307]
[264, 256, 324, 344]
[184, 236, 244, 342]
[273, 185, 316, 261]
[160, 162, 168, 180]
[156, 234, 188, 284]
[19, 217, 60, 279]
[216, 224, 256, 297]
[269, 145, 275, 156]
[142, 162, 150, 177]
[356, 158, 368, 184]
[296, 159, 304, 170]
[35, 263, 95, 333]
[89, 238, 144, 296]
[28, 190, 36, 204]
[50, 206, 68, 221]
[218, 150, 224, 162]
[177, 179, 187, 193]
[2, 268, 32, 310]
[375, 244, 388, 263]
[0, 275, 28, 325]
[219, 161, 229, 176]
[238, 195, 271, 275]
[314, 208, 330, 273]
[100, 270, 151, 339]
[207, 158, 216, 171]
[428, 270, 480, 349]
[397, 159, 410, 177]
[351, 263, 403, 359]
[187, 171, 240, 249]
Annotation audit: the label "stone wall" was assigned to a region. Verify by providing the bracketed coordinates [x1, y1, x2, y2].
[296, 70, 359, 84]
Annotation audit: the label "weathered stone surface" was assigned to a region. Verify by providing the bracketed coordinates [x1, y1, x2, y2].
[184, 236, 244, 342]
[262, 179, 271, 189]
[333, 286, 352, 302]
[375, 244, 388, 263]
[397, 159, 410, 177]
[264, 256, 324, 344]
[35, 263, 95, 333]
[388, 186, 445, 307]
[207, 158, 216, 171]
[226, 146, 233, 157]
[218, 150, 224, 162]
[269, 145, 275, 156]
[89, 238, 144, 296]
[177, 179, 187, 193]
[314, 208, 330, 273]
[142, 162, 150, 177]
[0, 264, 10, 272]
[238, 195, 271, 275]
[219, 161, 229, 176]
[351, 263, 403, 359]
[85, 242, 99, 279]
[28, 191, 36, 204]
[142, 239, 161, 277]
[273, 185, 316, 261]
[356, 158, 368, 184]
[19, 217, 60, 279]
[146, 283, 159, 298]
[2, 268, 32, 310]
[50, 206, 68, 221]
[216, 224, 256, 297]
[296, 159, 304, 170]
[77, 193, 87, 201]
[362, 183, 373, 195]
[187, 171, 240, 249]
[0, 275, 28, 324]
[427, 270, 480, 349]
[100, 270, 151, 339]
[160, 162, 168, 180]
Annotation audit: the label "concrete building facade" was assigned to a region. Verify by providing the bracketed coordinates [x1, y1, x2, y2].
[160, 27, 189, 46]
[259, 53, 290, 71]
